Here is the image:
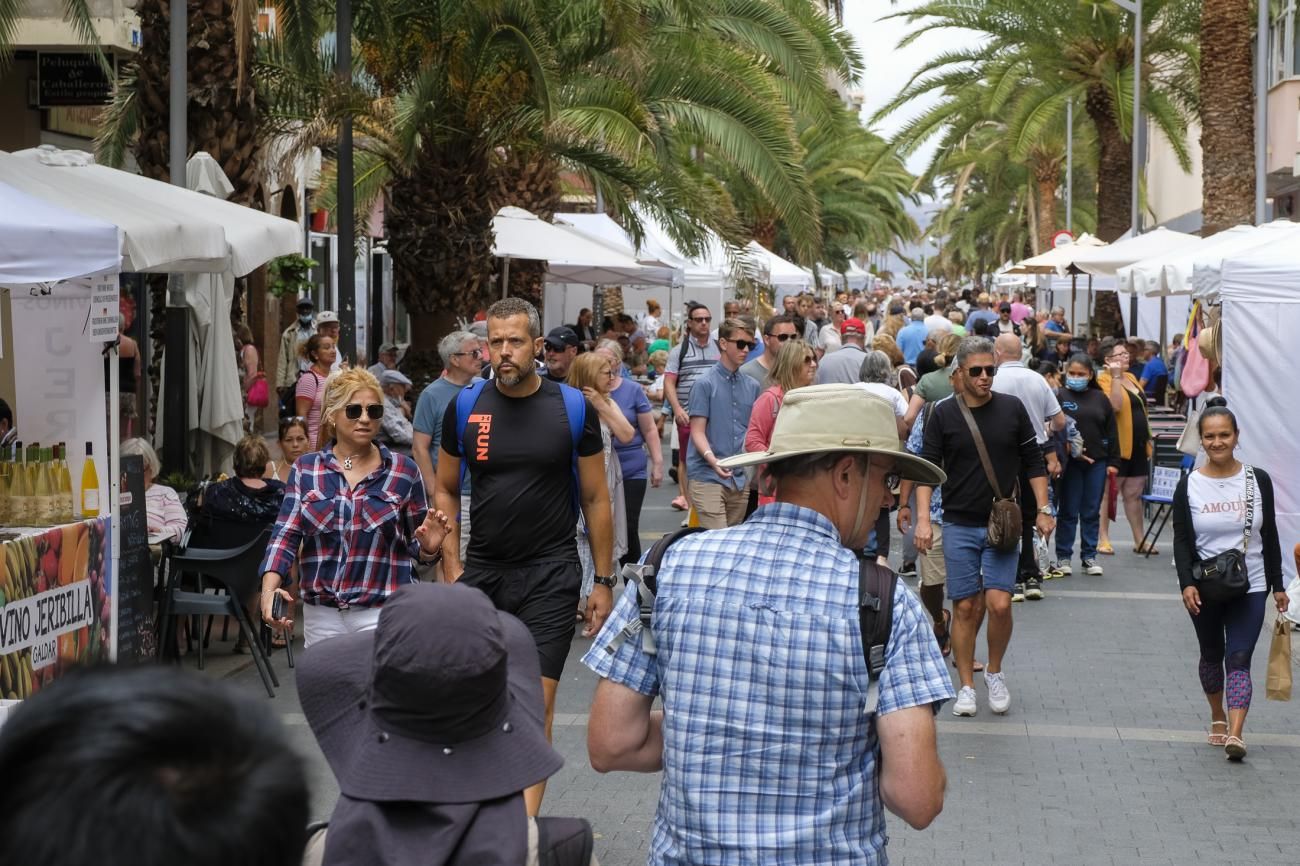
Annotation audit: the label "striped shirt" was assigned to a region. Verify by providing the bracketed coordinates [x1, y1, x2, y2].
[664, 337, 720, 410]
[259, 444, 428, 608]
[584, 503, 954, 865]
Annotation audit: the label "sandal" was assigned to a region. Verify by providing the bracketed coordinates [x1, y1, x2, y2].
[1224, 736, 1247, 761]
[1097, 541, 1114, 555]
[1207, 721, 1228, 747]
[1133, 543, 1159, 556]
[270, 633, 288, 650]
[933, 609, 952, 658]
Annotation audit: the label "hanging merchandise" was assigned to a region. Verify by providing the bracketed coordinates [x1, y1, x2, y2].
[1181, 302, 1210, 397]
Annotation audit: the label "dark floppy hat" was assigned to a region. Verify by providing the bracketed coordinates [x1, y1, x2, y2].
[298, 583, 563, 804]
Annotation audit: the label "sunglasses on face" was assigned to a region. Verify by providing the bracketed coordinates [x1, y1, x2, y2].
[730, 339, 756, 352]
[772, 332, 796, 342]
[691, 316, 712, 324]
[964, 365, 996, 378]
[804, 356, 817, 365]
[344, 403, 385, 421]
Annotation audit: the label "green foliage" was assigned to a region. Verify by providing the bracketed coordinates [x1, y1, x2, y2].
[266, 254, 317, 298]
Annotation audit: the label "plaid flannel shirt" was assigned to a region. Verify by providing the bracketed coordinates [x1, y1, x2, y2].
[260, 444, 428, 608]
[584, 503, 954, 866]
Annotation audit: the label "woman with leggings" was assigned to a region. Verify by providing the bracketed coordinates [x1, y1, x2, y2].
[1172, 401, 1288, 761]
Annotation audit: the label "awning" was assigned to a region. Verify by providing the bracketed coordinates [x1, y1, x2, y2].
[553, 212, 684, 286]
[1, 147, 301, 276]
[0, 181, 121, 283]
[1191, 220, 1300, 302]
[1068, 228, 1200, 278]
[844, 260, 871, 291]
[493, 206, 672, 286]
[1006, 233, 1108, 274]
[1120, 225, 1257, 297]
[746, 241, 813, 292]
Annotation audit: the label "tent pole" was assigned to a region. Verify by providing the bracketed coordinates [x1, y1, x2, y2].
[108, 338, 121, 662]
[1071, 272, 1078, 339]
[501, 257, 511, 300]
[1087, 275, 1094, 339]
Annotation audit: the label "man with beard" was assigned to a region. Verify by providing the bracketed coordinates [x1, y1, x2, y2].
[435, 298, 613, 817]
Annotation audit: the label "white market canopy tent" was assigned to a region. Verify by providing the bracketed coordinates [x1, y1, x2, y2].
[554, 213, 685, 287]
[844, 260, 871, 291]
[1120, 225, 1257, 297]
[1191, 220, 1300, 302]
[493, 206, 672, 287]
[0, 181, 121, 283]
[1067, 228, 1199, 277]
[1220, 245, 1300, 590]
[632, 206, 753, 296]
[1008, 233, 1108, 274]
[746, 241, 813, 293]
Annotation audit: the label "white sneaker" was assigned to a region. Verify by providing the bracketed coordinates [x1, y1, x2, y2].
[1083, 558, 1104, 576]
[953, 686, 978, 716]
[985, 671, 1011, 714]
[1054, 561, 1073, 576]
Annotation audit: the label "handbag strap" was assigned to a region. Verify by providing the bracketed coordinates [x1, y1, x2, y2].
[956, 396, 1008, 499]
[1242, 465, 1255, 552]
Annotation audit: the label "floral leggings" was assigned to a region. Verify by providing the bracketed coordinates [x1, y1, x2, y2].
[1191, 590, 1268, 710]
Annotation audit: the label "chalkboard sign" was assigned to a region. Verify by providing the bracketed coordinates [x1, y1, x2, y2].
[37, 53, 114, 108]
[115, 455, 155, 661]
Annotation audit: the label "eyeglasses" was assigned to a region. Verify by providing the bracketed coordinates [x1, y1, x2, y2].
[602, 369, 617, 378]
[691, 316, 712, 323]
[964, 365, 996, 378]
[803, 356, 817, 365]
[452, 348, 484, 359]
[772, 332, 796, 342]
[730, 339, 756, 352]
[344, 403, 385, 420]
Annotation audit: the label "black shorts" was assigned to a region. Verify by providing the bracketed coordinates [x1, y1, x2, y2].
[1116, 451, 1149, 479]
[458, 559, 581, 680]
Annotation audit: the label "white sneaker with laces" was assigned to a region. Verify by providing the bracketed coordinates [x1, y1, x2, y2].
[1083, 559, 1104, 576]
[985, 671, 1011, 714]
[1054, 561, 1072, 576]
[953, 686, 978, 717]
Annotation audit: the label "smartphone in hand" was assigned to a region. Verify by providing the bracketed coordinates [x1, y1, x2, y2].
[271, 593, 286, 621]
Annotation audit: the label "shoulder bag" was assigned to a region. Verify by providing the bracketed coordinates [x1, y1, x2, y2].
[956, 397, 1022, 553]
[1192, 465, 1254, 603]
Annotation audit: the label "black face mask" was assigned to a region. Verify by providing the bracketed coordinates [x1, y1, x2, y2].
[866, 308, 878, 317]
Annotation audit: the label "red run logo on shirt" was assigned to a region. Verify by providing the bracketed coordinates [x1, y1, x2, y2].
[469, 414, 492, 460]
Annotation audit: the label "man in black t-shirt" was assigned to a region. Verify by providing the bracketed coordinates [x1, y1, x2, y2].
[915, 337, 1053, 720]
[435, 298, 614, 817]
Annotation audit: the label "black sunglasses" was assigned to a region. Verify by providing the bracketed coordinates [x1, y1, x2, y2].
[730, 339, 756, 352]
[691, 316, 712, 323]
[964, 365, 996, 378]
[772, 332, 796, 342]
[344, 403, 385, 420]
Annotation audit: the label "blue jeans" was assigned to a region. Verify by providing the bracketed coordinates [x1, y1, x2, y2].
[943, 522, 1019, 600]
[1056, 459, 1108, 561]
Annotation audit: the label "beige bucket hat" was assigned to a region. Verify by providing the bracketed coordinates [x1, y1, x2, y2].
[718, 383, 947, 485]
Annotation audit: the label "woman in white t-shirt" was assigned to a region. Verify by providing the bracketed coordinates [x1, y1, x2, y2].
[1172, 404, 1287, 762]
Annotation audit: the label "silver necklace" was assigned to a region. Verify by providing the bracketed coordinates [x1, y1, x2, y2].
[341, 446, 372, 471]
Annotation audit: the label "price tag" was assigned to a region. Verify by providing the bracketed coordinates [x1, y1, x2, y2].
[89, 274, 120, 342]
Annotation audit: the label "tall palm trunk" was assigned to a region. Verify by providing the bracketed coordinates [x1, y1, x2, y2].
[489, 151, 563, 308]
[131, 0, 262, 433]
[1199, 0, 1255, 236]
[1032, 160, 1060, 254]
[1086, 85, 1132, 244]
[386, 144, 497, 387]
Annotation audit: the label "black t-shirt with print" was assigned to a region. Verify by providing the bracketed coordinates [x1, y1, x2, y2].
[441, 378, 602, 566]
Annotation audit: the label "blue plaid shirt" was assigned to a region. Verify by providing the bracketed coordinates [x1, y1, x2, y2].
[584, 503, 954, 866]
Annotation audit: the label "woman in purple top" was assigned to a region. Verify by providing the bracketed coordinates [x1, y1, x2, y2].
[597, 341, 664, 565]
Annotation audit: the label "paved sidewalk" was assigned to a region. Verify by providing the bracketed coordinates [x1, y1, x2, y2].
[224, 482, 1300, 865]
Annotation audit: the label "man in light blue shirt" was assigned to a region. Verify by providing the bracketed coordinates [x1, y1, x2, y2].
[686, 318, 761, 528]
[895, 308, 930, 366]
[585, 383, 953, 866]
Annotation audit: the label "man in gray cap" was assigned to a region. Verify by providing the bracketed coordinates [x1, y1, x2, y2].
[378, 368, 414, 447]
[586, 384, 953, 865]
[368, 342, 400, 378]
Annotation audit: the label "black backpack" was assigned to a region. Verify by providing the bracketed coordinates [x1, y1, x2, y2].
[607, 527, 897, 713]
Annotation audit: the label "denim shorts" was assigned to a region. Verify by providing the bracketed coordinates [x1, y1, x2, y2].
[942, 522, 1019, 600]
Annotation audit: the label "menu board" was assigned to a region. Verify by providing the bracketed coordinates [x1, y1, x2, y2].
[114, 455, 155, 662]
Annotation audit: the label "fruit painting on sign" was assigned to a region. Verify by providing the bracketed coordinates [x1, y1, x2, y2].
[0, 517, 110, 699]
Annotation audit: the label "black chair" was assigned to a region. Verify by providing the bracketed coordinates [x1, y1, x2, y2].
[158, 528, 280, 697]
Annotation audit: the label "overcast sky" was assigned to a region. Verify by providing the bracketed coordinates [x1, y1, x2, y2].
[841, 1, 977, 176]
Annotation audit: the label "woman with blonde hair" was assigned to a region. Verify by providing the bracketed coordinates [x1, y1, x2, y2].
[566, 352, 629, 592]
[259, 368, 452, 647]
[743, 338, 817, 505]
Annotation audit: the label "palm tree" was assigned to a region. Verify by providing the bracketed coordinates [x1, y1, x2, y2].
[1199, 0, 1254, 235]
[878, 0, 1199, 242]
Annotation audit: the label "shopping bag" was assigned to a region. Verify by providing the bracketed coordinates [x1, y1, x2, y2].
[1181, 303, 1210, 397]
[1266, 619, 1292, 702]
[247, 373, 270, 408]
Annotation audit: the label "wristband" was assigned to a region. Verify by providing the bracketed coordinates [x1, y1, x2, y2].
[592, 575, 617, 589]
[704, 450, 715, 459]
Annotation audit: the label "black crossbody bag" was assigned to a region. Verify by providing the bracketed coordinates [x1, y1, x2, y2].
[1193, 465, 1254, 603]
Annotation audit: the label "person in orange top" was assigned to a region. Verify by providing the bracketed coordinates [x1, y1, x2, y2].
[1096, 338, 1155, 555]
[744, 339, 817, 506]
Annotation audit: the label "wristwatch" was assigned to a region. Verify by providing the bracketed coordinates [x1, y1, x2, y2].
[592, 575, 618, 589]
[1038, 506, 1053, 515]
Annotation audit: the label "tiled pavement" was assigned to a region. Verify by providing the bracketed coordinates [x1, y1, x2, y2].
[222, 482, 1300, 865]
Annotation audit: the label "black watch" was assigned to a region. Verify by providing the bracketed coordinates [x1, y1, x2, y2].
[592, 575, 618, 589]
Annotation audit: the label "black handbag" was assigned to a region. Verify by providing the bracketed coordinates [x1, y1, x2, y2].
[1193, 465, 1254, 603]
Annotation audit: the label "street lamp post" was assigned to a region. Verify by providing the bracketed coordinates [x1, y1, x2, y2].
[337, 0, 357, 364]
[1066, 99, 1073, 234]
[1112, 0, 1142, 336]
[1257, 0, 1269, 224]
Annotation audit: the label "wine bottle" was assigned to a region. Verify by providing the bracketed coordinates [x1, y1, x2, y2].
[80, 441, 100, 518]
[10, 441, 30, 525]
[32, 446, 54, 526]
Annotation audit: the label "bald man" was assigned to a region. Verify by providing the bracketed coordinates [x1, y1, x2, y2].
[991, 333, 1065, 602]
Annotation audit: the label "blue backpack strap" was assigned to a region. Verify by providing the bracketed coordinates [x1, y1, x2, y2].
[454, 379, 489, 491]
[557, 383, 588, 516]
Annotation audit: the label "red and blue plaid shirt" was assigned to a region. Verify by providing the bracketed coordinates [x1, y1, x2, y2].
[260, 444, 428, 608]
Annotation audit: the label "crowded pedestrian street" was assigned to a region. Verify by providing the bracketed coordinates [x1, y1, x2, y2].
[216, 478, 1300, 866]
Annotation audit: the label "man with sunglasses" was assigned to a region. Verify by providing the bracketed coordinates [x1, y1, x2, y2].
[665, 302, 721, 511]
[815, 316, 871, 385]
[541, 326, 581, 382]
[915, 337, 1053, 718]
[413, 330, 484, 558]
[740, 314, 798, 387]
[686, 318, 762, 528]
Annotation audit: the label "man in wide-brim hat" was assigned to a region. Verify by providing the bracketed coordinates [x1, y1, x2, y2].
[299, 583, 594, 866]
[584, 384, 956, 865]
